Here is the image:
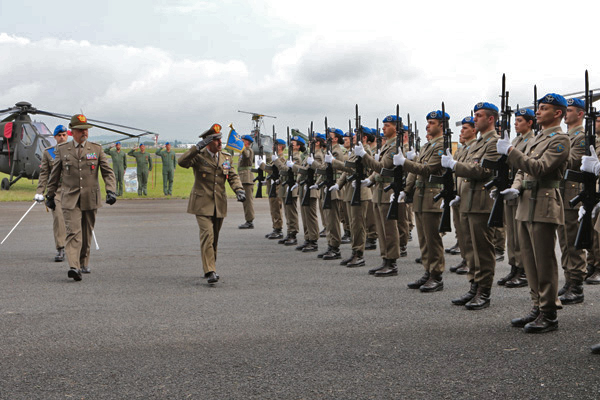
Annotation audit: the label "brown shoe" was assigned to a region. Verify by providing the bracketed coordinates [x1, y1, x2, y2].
[407, 272, 430, 289]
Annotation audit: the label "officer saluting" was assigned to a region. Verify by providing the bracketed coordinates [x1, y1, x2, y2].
[178, 124, 246, 284]
[46, 114, 117, 281]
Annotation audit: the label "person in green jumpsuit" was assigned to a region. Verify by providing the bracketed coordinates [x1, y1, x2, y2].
[104, 141, 127, 196]
[128, 144, 153, 196]
[156, 142, 177, 195]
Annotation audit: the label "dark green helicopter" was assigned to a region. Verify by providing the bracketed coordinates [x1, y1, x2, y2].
[0, 101, 154, 190]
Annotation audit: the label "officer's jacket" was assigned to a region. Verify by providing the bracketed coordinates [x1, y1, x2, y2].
[47, 141, 116, 211]
[237, 146, 254, 184]
[561, 125, 586, 210]
[104, 147, 127, 171]
[404, 135, 444, 212]
[509, 125, 570, 224]
[335, 146, 373, 202]
[505, 131, 534, 206]
[454, 130, 499, 214]
[128, 149, 153, 172]
[178, 146, 242, 218]
[156, 148, 177, 172]
[37, 147, 61, 196]
[274, 151, 302, 199]
[314, 143, 346, 201]
[362, 137, 396, 205]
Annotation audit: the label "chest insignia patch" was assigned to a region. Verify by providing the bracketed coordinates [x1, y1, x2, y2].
[86, 153, 97, 160]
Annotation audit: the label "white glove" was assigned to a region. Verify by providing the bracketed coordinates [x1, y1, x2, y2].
[489, 188, 498, 199]
[307, 154, 314, 166]
[271, 153, 279, 162]
[593, 203, 600, 219]
[406, 149, 417, 161]
[309, 184, 319, 190]
[347, 149, 353, 157]
[497, 136, 513, 155]
[286, 160, 294, 168]
[255, 156, 265, 169]
[581, 146, 600, 175]
[578, 206, 586, 222]
[291, 183, 298, 191]
[449, 195, 461, 207]
[329, 183, 339, 192]
[360, 178, 372, 187]
[393, 152, 405, 166]
[353, 142, 366, 158]
[34, 194, 44, 203]
[374, 150, 381, 162]
[324, 151, 334, 164]
[500, 188, 519, 200]
[441, 149, 457, 170]
[397, 191, 406, 203]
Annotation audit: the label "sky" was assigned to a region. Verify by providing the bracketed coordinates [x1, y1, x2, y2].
[1, 0, 599, 143]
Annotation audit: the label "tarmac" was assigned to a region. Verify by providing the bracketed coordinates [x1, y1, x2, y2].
[1, 198, 600, 399]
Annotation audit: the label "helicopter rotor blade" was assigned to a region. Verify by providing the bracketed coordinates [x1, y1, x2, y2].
[37, 110, 153, 133]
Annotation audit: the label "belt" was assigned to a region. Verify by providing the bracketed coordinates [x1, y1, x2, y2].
[522, 180, 560, 190]
[374, 176, 394, 183]
[238, 166, 252, 171]
[415, 180, 442, 189]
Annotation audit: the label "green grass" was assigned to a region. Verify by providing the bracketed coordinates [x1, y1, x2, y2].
[0, 156, 264, 201]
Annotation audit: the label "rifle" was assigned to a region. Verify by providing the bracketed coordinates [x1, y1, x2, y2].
[407, 114, 414, 151]
[380, 104, 404, 220]
[415, 121, 421, 153]
[317, 117, 334, 209]
[564, 70, 599, 249]
[376, 118, 382, 153]
[300, 122, 315, 207]
[251, 127, 264, 198]
[429, 102, 455, 232]
[283, 126, 296, 205]
[265, 125, 280, 198]
[482, 73, 512, 227]
[346, 104, 365, 206]
[533, 85, 540, 135]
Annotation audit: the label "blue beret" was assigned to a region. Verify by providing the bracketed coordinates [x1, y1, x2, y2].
[567, 97, 585, 109]
[315, 132, 326, 141]
[115, 141, 121, 145]
[474, 102, 499, 113]
[538, 93, 567, 107]
[241, 135, 254, 143]
[275, 138, 287, 146]
[165, 141, 170, 145]
[461, 116, 475, 126]
[53, 125, 67, 136]
[383, 115, 402, 123]
[427, 110, 450, 120]
[354, 125, 371, 133]
[327, 127, 344, 136]
[515, 108, 535, 117]
[291, 135, 306, 145]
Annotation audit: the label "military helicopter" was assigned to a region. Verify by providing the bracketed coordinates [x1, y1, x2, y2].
[0, 101, 154, 190]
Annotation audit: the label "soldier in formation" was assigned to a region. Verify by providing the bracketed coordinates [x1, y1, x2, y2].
[104, 141, 127, 196]
[156, 142, 177, 196]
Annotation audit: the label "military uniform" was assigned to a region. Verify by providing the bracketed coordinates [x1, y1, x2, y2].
[128, 149, 153, 195]
[274, 149, 302, 244]
[104, 147, 127, 196]
[178, 138, 243, 278]
[36, 146, 66, 257]
[47, 137, 116, 278]
[295, 149, 324, 251]
[260, 157, 284, 238]
[237, 145, 255, 225]
[452, 128, 500, 308]
[156, 147, 177, 195]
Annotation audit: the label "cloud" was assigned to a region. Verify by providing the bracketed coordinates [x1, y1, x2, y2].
[154, 0, 218, 14]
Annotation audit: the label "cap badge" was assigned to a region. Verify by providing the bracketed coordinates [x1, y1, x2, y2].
[77, 115, 87, 123]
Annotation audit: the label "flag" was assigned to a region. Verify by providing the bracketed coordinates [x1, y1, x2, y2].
[225, 126, 244, 153]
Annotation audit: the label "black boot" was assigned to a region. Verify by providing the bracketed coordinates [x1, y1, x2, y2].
[340, 251, 356, 266]
[505, 268, 528, 288]
[591, 343, 600, 354]
[266, 229, 283, 239]
[452, 281, 478, 305]
[523, 311, 558, 333]
[347, 251, 366, 268]
[497, 265, 518, 286]
[558, 280, 571, 296]
[302, 240, 319, 252]
[586, 269, 600, 285]
[559, 280, 584, 305]
[318, 246, 332, 258]
[450, 259, 466, 273]
[54, 247, 65, 262]
[319, 228, 326, 238]
[322, 247, 341, 260]
[374, 259, 398, 276]
[296, 241, 309, 251]
[399, 246, 407, 257]
[283, 232, 298, 246]
[415, 257, 422, 264]
[511, 307, 540, 327]
[445, 242, 460, 255]
[586, 264, 595, 279]
[465, 287, 491, 310]
[238, 221, 254, 229]
[341, 230, 351, 244]
[419, 274, 443, 292]
[365, 238, 377, 250]
[407, 272, 430, 289]
[369, 259, 388, 275]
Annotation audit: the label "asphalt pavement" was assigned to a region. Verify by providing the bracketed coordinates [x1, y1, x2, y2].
[1, 198, 600, 399]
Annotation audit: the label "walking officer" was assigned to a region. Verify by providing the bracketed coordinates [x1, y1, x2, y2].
[156, 142, 177, 196]
[237, 135, 256, 229]
[128, 144, 153, 196]
[45, 114, 117, 281]
[104, 141, 127, 196]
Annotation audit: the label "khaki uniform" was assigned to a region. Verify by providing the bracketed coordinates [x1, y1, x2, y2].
[260, 161, 283, 231]
[178, 146, 242, 275]
[323, 143, 348, 248]
[404, 135, 445, 274]
[297, 151, 323, 242]
[396, 143, 411, 249]
[275, 151, 302, 234]
[103, 147, 127, 196]
[128, 149, 153, 195]
[237, 146, 255, 223]
[505, 130, 534, 268]
[508, 125, 569, 312]
[156, 148, 177, 195]
[361, 138, 401, 260]
[452, 139, 476, 262]
[454, 130, 500, 290]
[36, 147, 66, 250]
[558, 125, 587, 282]
[46, 140, 116, 270]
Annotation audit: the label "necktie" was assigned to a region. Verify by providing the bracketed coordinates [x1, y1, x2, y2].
[77, 144, 82, 159]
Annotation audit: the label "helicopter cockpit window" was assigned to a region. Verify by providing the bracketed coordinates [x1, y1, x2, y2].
[21, 124, 36, 147]
[32, 122, 53, 136]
